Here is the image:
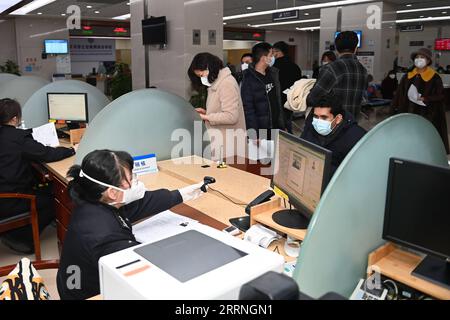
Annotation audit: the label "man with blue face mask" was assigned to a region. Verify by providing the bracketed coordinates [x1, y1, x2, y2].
[301, 95, 366, 174]
[241, 42, 285, 140]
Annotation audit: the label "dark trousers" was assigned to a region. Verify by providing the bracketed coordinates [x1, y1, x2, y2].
[284, 109, 293, 134]
[0, 187, 55, 246]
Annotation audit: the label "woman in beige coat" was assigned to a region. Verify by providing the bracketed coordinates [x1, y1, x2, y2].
[188, 53, 247, 161]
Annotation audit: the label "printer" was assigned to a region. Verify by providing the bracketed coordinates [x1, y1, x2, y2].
[99, 223, 284, 299]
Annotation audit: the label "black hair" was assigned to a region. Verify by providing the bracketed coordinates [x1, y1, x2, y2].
[67, 149, 133, 204]
[241, 53, 252, 61]
[0, 98, 21, 125]
[188, 52, 224, 90]
[273, 41, 289, 56]
[252, 42, 272, 64]
[312, 94, 344, 118]
[367, 74, 374, 82]
[335, 31, 359, 53]
[321, 51, 337, 62]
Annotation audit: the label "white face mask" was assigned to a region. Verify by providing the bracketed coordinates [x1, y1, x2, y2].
[389, 74, 396, 79]
[414, 58, 427, 69]
[267, 56, 275, 67]
[322, 61, 329, 66]
[241, 63, 249, 71]
[79, 170, 146, 205]
[200, 76, 212, 87]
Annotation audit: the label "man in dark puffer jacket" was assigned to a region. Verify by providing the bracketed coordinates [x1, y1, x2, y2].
[241, 42, 286, 140]
[301, 94, 366, 175]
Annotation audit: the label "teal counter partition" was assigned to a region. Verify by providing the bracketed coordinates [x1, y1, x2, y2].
[0, 73, 19, 88]
[0, 76, 49, 107]
[75, 89, 208, 164]
[22, 80, 110, 128]
[293, 114, 448, 298]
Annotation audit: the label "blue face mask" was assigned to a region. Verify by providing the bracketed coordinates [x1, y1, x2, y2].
[312, 117, 336, 136]
[268, 56, 275, 67]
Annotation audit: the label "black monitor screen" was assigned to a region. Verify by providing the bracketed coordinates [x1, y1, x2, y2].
[142, 16, 167, 45]
[383, 158, 450, 259]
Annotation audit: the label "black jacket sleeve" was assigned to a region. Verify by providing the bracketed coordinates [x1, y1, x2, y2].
[241, 74, 259, 134]
[21, 133, 75, 163]
[124, 189, 183, 223]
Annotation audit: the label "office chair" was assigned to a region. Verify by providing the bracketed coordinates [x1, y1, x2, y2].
[0, 193, 41, 261]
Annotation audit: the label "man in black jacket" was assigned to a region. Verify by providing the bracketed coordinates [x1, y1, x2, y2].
[273, 41, 302, 133]
[301, 95, 366, 175]
[241, 42, 285, 140]
[0, 98, 75, 254]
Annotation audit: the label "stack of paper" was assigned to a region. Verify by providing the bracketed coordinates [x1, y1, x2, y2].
[244, 224, 281, 248]
[248, 139, 274, 161]
[32, 123, 60, 147]
[132, 210, 199, 244]
[407, 84, 426, 107]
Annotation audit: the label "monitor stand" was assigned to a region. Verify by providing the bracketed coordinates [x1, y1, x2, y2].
[272, 209, 310, 229]
[67, 122, 80, 130]
[229, 216, 250, 232]
[412, 255, 450, 290]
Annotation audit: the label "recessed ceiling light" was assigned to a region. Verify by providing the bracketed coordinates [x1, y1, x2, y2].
[223, 22, 227, 25]
[246, 6, 252, 10]
[247, 23, 252, 26]
[61, 13, 65, 16]
[86, 5, 92, 9]
[420, 15, 424, 17]
[126, 2, 130, 5]
[94, 11, 100, 14]
[406, 4, 412, 7]
[443, 11, 447, 14]
[37, 12, 42, 15]
[304, 12, 310, 16]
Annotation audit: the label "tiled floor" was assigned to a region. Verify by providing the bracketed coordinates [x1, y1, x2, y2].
[1, 109, 449, 300]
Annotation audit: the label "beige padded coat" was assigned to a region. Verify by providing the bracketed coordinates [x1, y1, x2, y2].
[205, 67, 247, 160]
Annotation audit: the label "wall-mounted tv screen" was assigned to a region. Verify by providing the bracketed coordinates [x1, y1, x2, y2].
[335, 30, 362, 48]
[44, 39, 69, 54]
[142, 16, 167, 45]
[435, 38, 450, 51]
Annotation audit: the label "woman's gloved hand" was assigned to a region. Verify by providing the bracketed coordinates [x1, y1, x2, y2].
[179, 182, 206, 202]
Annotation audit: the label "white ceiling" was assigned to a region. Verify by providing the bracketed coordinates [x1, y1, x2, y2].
[4, 0, 450, 31]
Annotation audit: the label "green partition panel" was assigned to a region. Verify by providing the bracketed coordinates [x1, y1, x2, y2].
[293, 114, 448, 298]
[0, 76, 49, 107]
[75, 89, 208, 164]
[0, 73, 19, 88]
[22, 80, 110, 128]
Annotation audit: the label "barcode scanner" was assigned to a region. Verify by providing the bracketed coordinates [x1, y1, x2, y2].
[201, 176, 216, 192]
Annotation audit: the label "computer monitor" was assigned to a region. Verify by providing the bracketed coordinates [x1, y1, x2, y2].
[271, 130, 332, 229]
[383, 158, 450, 289]
[47, 93, 88, 123]
[44, 39, 69, 54]
[335, 30, 362, 48]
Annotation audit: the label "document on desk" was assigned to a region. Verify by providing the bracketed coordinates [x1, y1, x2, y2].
[32, 123, 60, 147]
[133, 210, 199, 244]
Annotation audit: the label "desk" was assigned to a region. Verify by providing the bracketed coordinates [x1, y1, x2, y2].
[368, 243, 450, 300]
[40, 154, 296, 260]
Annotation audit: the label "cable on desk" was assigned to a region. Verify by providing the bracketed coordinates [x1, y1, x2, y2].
[207, 186, 247, 207]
